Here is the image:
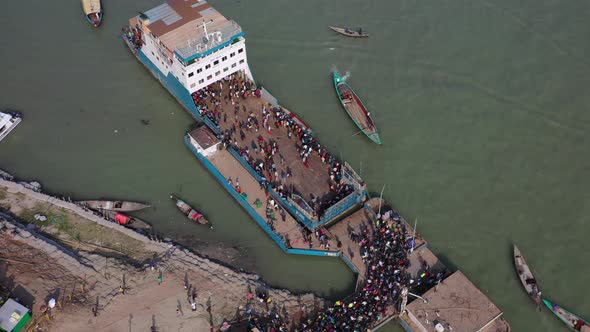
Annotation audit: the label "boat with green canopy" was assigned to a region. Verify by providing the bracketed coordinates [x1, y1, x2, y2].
[332, 72, 381, 145]
[543, 298, 589, 331]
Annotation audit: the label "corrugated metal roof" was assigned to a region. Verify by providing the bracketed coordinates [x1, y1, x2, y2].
[198, 7, 216, 16]
[0, 299, 30, 331]
[145, 3, 182, 26]
[139, 0, 243, 59]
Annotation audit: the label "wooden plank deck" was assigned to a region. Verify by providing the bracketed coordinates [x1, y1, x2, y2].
[198, 80, 336, 209]
[207, 149, 337, 251]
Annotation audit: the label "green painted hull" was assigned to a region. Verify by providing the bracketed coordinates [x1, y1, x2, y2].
[543, 298, 589, 330]
[332, 72, 382, 145]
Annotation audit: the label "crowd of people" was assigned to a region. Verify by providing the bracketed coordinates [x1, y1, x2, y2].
[295, 209, 446, 331]
[188, 74, 448, 330]
[190, 75, 355, 220]
[123, 26, 142, 51]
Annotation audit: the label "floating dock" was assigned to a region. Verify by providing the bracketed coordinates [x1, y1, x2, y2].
[122, 1, 510, 330]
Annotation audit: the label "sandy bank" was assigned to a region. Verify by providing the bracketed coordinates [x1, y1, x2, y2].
[0, 177, 321, 331]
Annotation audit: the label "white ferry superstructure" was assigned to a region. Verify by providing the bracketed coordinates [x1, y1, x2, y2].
[123, 0, 253, 104]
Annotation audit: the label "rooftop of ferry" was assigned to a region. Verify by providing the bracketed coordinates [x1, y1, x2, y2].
[136, 0, 243, 62]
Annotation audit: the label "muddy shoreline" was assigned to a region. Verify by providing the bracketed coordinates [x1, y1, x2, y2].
[0, 170, 322, 331]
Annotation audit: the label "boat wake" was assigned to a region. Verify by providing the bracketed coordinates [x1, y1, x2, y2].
[331, 66, 351, 82]
[341, 71, 351, 81]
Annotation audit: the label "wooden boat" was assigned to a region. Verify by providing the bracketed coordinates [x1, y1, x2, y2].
[329, 26, 369, 38]
[100, 210, 151, 230]
[332, 72, 382, 145]
[543, 298, 590, 331]
[78, 200, 150, 212]
[81, 0, 103, 27]
[170, 195, 212, 228]
[513, 244, 542, 307]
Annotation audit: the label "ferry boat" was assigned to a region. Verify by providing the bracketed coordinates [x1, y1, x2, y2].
[123, 0, 367, 233]
[81, 0, 102, 28]
[0, 111, 22, 142]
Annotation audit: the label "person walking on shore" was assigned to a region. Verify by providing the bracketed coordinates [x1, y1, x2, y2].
[157, 270, 163, 285]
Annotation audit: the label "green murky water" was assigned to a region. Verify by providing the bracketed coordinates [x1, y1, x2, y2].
[1, 0, 589, 330]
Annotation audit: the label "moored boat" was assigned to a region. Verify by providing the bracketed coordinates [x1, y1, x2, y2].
[332, 72, 381, 145]
[170, 194, 212, 228]
[0, 110, 22, 142]
[329, 26, 369, 38]
[543, 298, 590, 331]
[81, 0, 103, 27]
[78, 200, 150, 212]
[100, 210, 151, 230]
[513, 244, 542, 307]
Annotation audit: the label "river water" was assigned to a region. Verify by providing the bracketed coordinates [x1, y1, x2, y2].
[1, 0, 589, 331]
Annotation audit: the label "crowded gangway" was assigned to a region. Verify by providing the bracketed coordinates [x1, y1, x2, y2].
[191, 74, 355, 221]
[295, 208, 446, 331]
[221, 207, 446, 331]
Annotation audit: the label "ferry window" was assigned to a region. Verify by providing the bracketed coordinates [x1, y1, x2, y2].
[231, 63, 237, 68]
[188, 72, 194, 77]
[223, 67, 228, 72]
[215, 71, 221, 76]
[198, 79, 204, 84]
[239, 59, 245, 64]
[207, 75, 212, 80]
[196, 68, 202, 74]
[230, 52, 235, 57]
[205, 64, 211, 69]
[238, 48, 243, 53]
[190, 83, 196, 88]
[222, 56, 227, 61]
[213, 60, 219, 65]
[157, 56, 160, 61]
[151, 51, 155, 56]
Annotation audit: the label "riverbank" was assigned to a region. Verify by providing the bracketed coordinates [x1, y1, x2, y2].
[0, 176, 321, 331]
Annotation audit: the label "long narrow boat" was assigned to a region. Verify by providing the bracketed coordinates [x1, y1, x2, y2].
[513, 244, 542, 307]
[543, 299, 590, 331]
[81, 0, 103, 28]
[100, 210, 151, 230]
[329, 26, 369, 38]
[78, 200, 150, 212]
[332, 72, 382, 145]
[170, 195, 212, 228]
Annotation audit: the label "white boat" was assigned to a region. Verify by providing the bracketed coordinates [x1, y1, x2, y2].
[0, 111, 22, 142]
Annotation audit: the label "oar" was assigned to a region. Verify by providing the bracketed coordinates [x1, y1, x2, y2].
[351, 128, 370, 137]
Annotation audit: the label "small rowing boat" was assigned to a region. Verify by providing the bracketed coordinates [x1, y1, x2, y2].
[81, 0, 103, 28]
[329, 26, 369, 38]
[543, 298, 590, 331]
[78, 200, 150, 212]
[332, 72, 381, 145]
[101, 210, 151, 230]
[170, 195, 212, 228]
[513, 244, 542, 307]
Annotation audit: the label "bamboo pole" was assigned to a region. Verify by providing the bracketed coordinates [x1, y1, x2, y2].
[0, 256, 35, 265]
